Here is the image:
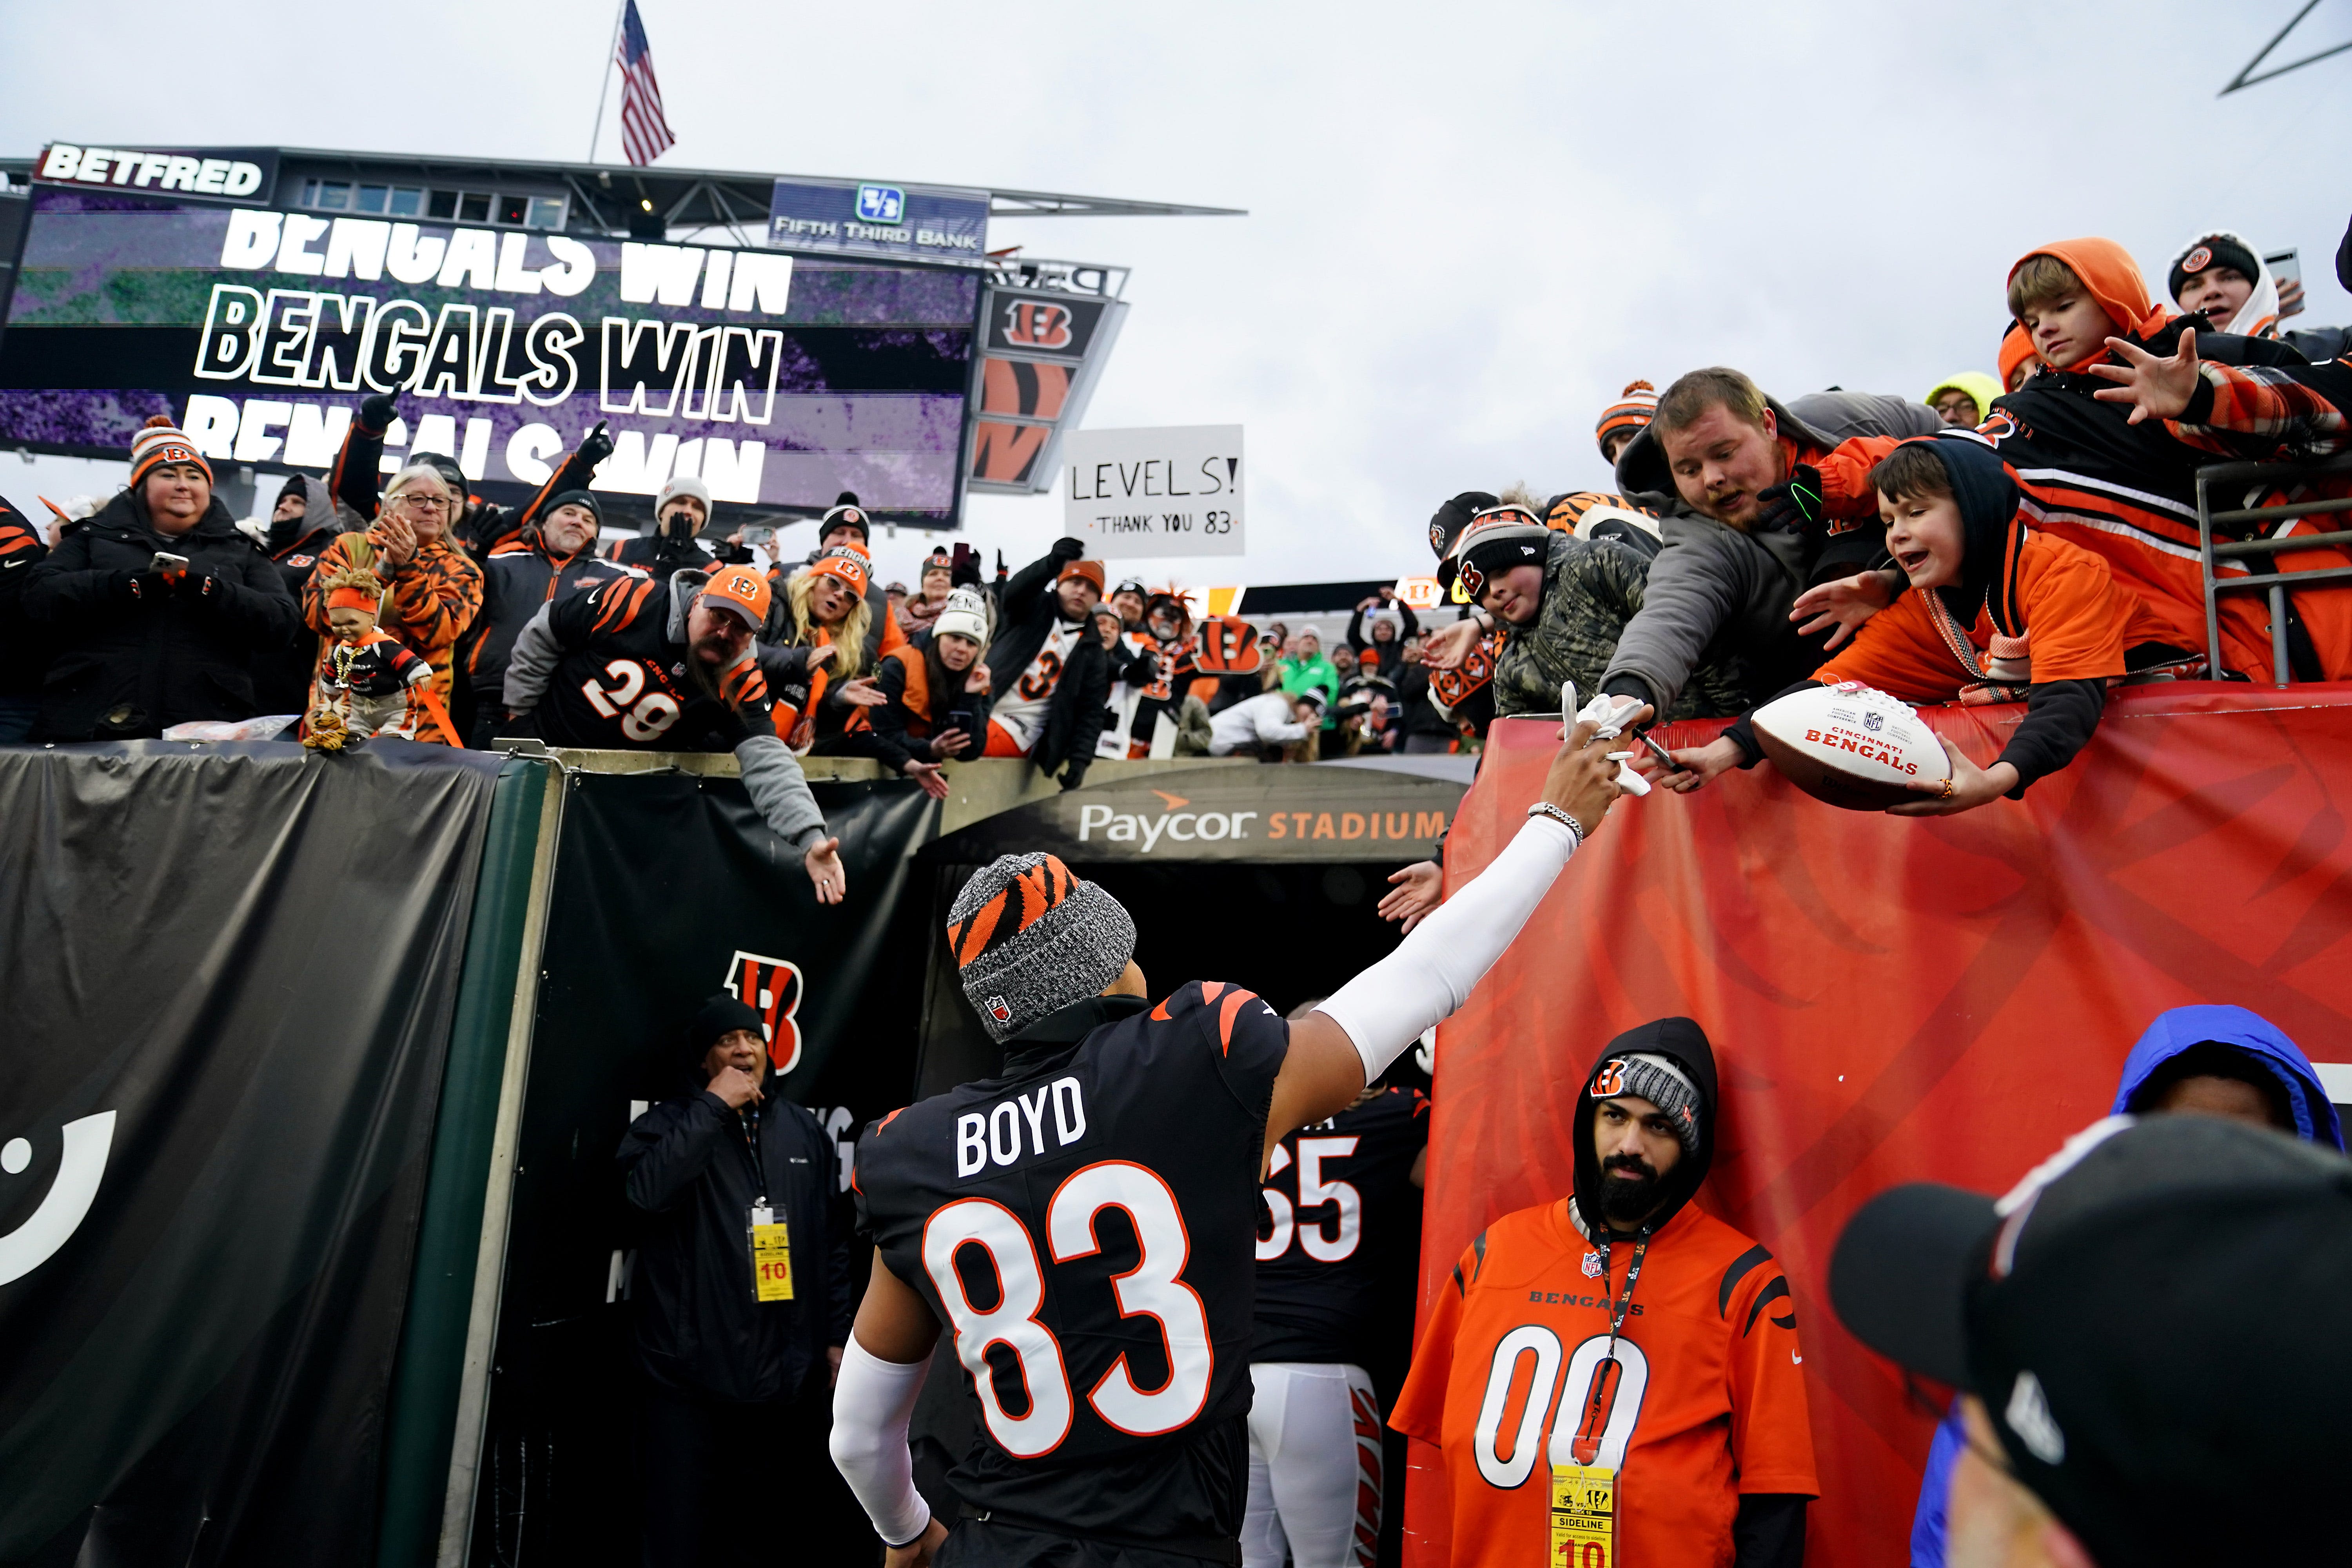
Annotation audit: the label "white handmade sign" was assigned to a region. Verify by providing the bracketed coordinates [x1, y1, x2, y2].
[1062, 425, 1243, 557]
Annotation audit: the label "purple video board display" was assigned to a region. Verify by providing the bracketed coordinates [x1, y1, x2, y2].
[0, 187, 981, 523]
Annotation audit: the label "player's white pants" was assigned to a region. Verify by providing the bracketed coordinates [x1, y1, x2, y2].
[1241, 1361, 1382, 1568]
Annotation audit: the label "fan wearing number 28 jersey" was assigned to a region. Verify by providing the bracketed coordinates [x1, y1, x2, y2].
[502, 564, 834, 866]
[831, 726, 1635, 1568]
[1392, 1018, 1817, 1568]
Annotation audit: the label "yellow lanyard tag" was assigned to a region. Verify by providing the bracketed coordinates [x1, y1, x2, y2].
[1549, 1463, 1613, 1568]
[750, 1210, 793, 1302]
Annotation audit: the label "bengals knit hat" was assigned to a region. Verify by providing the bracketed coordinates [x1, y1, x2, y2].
[947, 853, 1136, 1043]
[1591, 1051, 1702, 1156]
[1595, 380, 1658, 455]
[806, 546, 871, 596]
[130, 415, 212, 488]
[1830, 1116, 2352, 1568]
[2167, 232, 2261, 303]
[819, 492, 871, 544]
[1057, 558, 1106, 595]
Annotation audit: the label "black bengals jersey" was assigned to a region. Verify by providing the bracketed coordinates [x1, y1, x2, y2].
[534, 575, 778, 751]
[1251, 1085, 1427, 1368]
[853, 982, 1290, 1550]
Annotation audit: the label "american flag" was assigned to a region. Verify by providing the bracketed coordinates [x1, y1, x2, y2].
[614, 0, 676, 167]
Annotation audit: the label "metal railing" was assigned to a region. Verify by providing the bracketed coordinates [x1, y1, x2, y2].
[2196, 452, 2352, 684]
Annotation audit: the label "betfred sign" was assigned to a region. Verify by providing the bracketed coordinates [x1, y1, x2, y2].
[35, 143, 275, 203]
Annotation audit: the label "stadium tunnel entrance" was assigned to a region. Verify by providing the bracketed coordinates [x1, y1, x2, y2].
[911, 755, 1473, 1097]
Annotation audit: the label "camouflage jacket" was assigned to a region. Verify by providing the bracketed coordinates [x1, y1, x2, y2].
[1492, 532, 1747, 721]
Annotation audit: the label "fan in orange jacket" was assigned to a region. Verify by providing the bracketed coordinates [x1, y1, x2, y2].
[2087, 328, 2352, 680]
[1655, 435, 2172, 814]
[1394, 1018, 1816, 1568]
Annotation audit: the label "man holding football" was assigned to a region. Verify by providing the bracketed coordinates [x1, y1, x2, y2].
[828, 710, 1640, 1566]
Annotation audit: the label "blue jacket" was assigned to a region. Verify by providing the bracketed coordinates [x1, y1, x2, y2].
[1907, 1006, 2341, 1566]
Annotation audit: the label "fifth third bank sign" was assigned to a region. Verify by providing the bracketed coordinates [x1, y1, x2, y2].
[1062, 425, 1244, 558]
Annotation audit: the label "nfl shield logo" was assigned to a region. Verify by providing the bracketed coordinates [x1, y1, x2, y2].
[987, 995, 1013, 1024]
[1583, 1250, 1604, 1278]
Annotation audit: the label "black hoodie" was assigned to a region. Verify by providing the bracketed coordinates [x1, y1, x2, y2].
[1570, 1017, 1719, 1242]
[1566, 1018, 1810, 1568]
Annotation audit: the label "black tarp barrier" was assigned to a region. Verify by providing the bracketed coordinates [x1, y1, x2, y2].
[0, 740, 498, 1568]
[467, 768, 934, 1566]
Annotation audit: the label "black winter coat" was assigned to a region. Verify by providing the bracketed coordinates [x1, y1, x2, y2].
[22, 491, 299, 739]
[619, 1083, 857, 1403]
[0, 495, 51, 702]
[984, 546, 1110, 786]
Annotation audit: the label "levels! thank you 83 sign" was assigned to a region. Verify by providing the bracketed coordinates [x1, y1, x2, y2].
[1062, 425, 1243, 558]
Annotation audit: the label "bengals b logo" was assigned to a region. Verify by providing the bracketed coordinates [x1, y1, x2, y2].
[1591, 1058, 1626, 1098]
[724, 950, 806, 1074]
[1005, 300, 1073, 350]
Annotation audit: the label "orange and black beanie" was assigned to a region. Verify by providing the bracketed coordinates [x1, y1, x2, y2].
[947, 852, 1136, 1043]
[129, 415, 211, 488]
[1595, 380, 1658, 455]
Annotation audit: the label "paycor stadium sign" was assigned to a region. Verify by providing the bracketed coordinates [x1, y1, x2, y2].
[0, 182, 980, 523]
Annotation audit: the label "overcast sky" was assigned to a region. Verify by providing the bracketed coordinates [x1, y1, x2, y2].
[6, 0, 2349, 594]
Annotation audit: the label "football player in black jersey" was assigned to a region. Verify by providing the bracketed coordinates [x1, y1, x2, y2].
[501, 561, 846, 902]
[1243, 1042, 1428, 1568]
[829, 706, 1643, 1567]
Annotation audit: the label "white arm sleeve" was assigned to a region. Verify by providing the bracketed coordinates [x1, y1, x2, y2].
[829, 1336, 933, 1548]
[1316, 815, 1578, 1082]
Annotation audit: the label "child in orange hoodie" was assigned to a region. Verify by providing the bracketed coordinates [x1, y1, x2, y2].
[1653, 434, 2171, 813]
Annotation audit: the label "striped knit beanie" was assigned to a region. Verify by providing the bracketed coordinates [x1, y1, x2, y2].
[948, 853, 1136, 1043]
[130, 414, 211, 487]
[1590, 1050, 1703, 1156]
[1594, 381, 1658, 455]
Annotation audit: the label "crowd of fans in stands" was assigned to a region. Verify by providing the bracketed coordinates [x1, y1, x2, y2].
[3, 222, 2349, 813]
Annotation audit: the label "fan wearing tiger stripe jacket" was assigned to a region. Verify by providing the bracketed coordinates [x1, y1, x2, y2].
[1392, 1018, 1816, 1568]
[829, 713, 1638, 1567]
[501, 563, 846, 902]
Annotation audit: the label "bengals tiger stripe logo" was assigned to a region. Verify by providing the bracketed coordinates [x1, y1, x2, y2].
[1591, 1058, 1627, 1098]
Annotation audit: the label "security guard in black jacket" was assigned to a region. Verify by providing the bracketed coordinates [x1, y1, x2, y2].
[619, 994, 857, 1568]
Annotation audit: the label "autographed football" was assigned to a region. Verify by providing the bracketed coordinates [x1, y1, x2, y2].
[1750, 681, 1951, 811]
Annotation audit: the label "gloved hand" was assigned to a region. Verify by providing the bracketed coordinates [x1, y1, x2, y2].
[707, 703, 753, 750]
[174, 564, 221, 601]
[117, 569, 167, 603]
[1753, 463, 1824, 535]
[577, 419, 615, 470]
[950, 543, 980, 588]
[359, 391, 400, 434]
[500, 706, 544, 741]
[1050, 535, 1086, 563]
[1058, 762, 1090, 792]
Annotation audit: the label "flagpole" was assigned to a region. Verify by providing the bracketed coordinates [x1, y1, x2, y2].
[588, 0, 627, 162]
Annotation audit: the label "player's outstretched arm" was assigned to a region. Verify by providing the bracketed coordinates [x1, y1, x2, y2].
[1264, 711, 1642, 1163]
[832, 1254, 944, 1555]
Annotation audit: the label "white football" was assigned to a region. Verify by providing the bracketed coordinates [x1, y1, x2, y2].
[1750, 682, 1952, 811]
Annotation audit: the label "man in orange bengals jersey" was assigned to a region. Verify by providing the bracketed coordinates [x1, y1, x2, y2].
[1393, 1017, 1815, 1568]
